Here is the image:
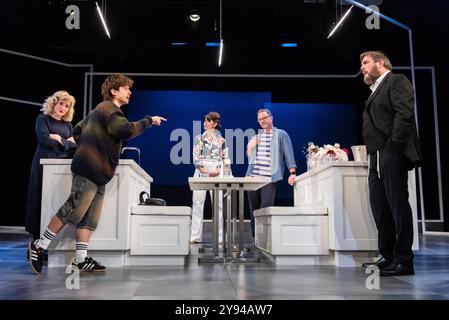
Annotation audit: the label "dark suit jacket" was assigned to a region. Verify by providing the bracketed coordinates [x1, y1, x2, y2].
[362, 72, 421, 167]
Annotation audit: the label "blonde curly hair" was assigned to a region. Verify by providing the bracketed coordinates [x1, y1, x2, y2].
[41, 90, 75, 122]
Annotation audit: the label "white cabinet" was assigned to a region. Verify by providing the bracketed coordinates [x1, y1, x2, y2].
[255, 162, 419, 266]
[293, 162, 419, 252]
[128, 206, 191, 265]
[294, 162, 377, 251]
[40, 159, 152, 266]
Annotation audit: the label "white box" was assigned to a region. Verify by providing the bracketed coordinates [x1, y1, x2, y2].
[130, 206, 191, 256]
[254, 206, 329, 259]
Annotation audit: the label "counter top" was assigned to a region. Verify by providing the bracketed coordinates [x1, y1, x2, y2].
[40, 159, 153, 182]
[295, 161, 368, 181]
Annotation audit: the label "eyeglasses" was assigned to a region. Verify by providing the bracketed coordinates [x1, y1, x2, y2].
[257, 115, 270, 122]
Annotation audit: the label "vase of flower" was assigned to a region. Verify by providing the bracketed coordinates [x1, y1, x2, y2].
[305, 142, 349, 171]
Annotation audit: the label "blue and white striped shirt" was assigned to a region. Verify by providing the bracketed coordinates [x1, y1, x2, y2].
[246, 128, 297, 182]
[252, 132, 273, 177]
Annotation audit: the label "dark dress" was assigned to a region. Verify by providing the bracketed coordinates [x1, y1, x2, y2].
[25, 114, 77, 239]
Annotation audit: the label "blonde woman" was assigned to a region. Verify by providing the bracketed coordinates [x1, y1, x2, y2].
[25, 91, 77, 241]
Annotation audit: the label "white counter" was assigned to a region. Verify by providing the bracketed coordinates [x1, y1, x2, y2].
[255, 161, 419, 266]
[40, 159, 152, 267]
[294, 161, 419, 252]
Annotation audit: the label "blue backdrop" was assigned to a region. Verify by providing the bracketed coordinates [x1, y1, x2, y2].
[125, 90, 359, 199]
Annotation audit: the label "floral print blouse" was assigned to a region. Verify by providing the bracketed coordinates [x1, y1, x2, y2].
[193, 130, 224, 168]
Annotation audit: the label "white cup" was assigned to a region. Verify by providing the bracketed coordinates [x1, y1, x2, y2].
[351, 145, 367, 162]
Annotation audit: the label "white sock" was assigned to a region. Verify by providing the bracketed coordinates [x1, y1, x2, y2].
[75, 242, 88, 263]
[36, 228, 56, 250]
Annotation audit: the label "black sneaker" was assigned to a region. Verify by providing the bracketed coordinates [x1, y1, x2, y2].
[26, 249, 48, 263]
[72, 257, 106, 272]
[28, 240, 44, 274]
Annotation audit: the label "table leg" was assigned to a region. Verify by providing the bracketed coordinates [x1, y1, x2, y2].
[213, 186, 219, 257]
[239, 184, 244, 252]
[226, 186, 232, 259]
[232, 190, 237, 250]
[222, 190, 227, 252]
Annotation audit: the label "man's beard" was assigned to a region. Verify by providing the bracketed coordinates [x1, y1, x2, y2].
[363, 66, 381, 85]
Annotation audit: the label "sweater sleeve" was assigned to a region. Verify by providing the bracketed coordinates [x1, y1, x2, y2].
[73, 119, 84, 144]
[106, 111, 153, 140]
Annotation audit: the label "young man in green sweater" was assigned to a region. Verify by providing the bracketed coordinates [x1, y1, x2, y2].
[28, 74, 166, 274]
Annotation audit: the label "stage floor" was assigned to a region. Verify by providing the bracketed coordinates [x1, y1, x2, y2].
[1, 226, 448, 300]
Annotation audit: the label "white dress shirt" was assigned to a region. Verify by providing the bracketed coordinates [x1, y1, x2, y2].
[370, 70, 390, 94]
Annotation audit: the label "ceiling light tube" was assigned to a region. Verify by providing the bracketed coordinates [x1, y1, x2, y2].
[327, 5, 353, 39]
[95, 2, 111, 39]
[218, 39, 224, 67]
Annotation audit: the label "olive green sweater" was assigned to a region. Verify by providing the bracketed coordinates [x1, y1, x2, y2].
[72, 101, 152, 185]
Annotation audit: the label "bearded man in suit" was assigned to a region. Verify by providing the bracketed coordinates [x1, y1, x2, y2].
[360, 51, 421, 276]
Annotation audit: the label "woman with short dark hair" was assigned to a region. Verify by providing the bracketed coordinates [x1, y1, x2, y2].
[191, 112, 225, 243]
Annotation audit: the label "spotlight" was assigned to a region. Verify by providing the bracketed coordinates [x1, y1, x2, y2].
[189, 9, 200, 22]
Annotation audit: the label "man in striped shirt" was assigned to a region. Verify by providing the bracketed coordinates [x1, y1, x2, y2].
[246, 109, 297, 242]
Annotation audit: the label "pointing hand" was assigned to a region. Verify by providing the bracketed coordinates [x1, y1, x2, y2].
[151, 116, 167, 126]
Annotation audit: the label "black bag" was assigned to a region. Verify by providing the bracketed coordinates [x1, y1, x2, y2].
[139, 191, 166, 206]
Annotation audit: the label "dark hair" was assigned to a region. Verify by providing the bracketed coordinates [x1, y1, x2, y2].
[204, 111, 221, 130]
[360, 51, 393, 70]
[101, 74, 134, 101]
